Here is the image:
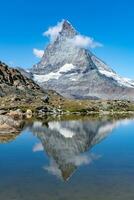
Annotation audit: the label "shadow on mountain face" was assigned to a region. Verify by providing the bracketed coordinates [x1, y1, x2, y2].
[29, 118, 128, 181]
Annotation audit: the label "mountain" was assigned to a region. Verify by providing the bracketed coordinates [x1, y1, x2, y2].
[32, 20, 134, 100]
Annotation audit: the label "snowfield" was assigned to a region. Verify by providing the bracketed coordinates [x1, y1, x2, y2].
[33, 63, 76, 82]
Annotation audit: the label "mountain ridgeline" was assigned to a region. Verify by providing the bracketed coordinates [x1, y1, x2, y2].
[32, 20, 134, 101]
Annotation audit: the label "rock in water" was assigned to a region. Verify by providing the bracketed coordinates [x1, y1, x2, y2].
[32, 20, 134, 100]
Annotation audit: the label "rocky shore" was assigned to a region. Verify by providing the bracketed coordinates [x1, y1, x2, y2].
[1, 97, 134, 136]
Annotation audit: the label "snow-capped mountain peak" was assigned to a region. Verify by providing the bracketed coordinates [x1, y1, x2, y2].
[32, 20, 134, 100]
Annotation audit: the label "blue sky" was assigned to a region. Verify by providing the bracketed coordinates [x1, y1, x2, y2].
[0, 0, 134, 78]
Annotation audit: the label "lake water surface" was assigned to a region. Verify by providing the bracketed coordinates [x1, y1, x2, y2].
[0, 116, 134, 200]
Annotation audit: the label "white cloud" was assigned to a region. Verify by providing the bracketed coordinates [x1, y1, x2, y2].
[44, 160, 62, 179]
[33, 143, 44, 152]
[72, 154, 90, 166]
[43, 20, 63, 42]
[70, 35, 103, 49]
[70, 153, 101, 167]
[33, 48, 44, 58]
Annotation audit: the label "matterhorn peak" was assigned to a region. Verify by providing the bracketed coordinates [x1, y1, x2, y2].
[61, 20, 73, 29]
[32, 21, 134, 101]
[58, 19, 77, 39]
[61, 20, 75, 31]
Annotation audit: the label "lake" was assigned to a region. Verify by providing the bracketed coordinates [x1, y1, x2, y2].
[0, 115, 134, 200]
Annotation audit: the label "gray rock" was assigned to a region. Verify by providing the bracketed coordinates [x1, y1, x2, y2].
[0, 114, 22, 134]
[41, 95, 49, 103]
[0, 110, 7, 115]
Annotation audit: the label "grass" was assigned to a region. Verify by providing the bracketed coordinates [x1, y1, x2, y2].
[1, 91, 134, 115]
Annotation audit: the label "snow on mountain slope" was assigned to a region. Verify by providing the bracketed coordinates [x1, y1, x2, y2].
[34, 63, 76, 82]
[91, 56, 134, 88]
[48, 121, 76, 138]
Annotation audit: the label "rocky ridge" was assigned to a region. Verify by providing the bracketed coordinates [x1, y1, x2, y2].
[0, 61, 41, 96]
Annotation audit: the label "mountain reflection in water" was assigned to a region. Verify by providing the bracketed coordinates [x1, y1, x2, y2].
[25, 118, 132, 181]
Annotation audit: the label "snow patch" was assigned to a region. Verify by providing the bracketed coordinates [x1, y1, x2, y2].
[33, 63, 76, 83]
[48, 121, 75, 138]
[99, 69, 134, 88]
